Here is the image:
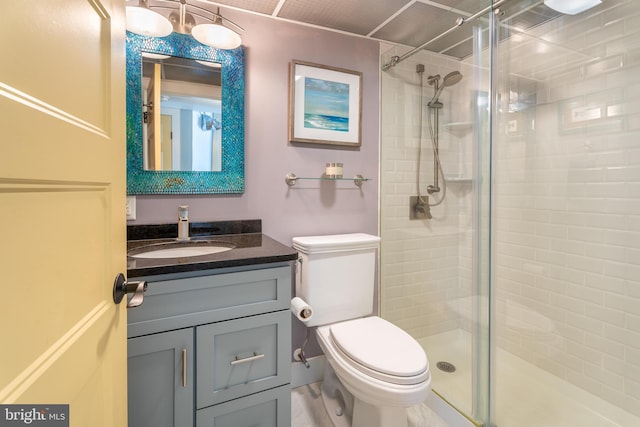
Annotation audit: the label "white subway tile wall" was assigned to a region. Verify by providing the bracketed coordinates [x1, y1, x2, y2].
[381, 45, 472, 339]
[381, 0, 640, 419]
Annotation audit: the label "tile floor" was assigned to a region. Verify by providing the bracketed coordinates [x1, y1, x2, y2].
[291, 382, 452, 427]
[293, 329, 640, 427]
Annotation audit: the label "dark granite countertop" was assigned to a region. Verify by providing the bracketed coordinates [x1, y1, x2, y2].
[127, 220, 298, 278]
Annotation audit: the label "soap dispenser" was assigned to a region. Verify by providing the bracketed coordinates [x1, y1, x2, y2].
[177, 205, 190, 241]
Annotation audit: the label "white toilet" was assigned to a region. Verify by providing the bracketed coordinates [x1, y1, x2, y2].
[293, 233, 431, 427]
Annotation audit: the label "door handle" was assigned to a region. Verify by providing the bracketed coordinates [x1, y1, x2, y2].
[113, 273, 147, 308]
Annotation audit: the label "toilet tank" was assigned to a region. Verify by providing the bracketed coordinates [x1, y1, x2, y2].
[292, 233, 381, 327]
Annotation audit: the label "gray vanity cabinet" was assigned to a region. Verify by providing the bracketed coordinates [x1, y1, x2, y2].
[128, 328, 194, 427]
[196, 310, 290, 408]
[127, 263, 293, 427]
[195, 384, 291, 427]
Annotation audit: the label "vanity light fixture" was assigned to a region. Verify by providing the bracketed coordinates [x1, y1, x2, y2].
[126, 0, 173, 37]
[544, 0, 602, 15]
[191, 10, 242, 50]
[195, 60, 222, 68]
[125, 0, 243, 50]
[141, 52, 171, 60]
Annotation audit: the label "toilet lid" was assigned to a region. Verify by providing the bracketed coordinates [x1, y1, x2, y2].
[329, 316, 427, 378]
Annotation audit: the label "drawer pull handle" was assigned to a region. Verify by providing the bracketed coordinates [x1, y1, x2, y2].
[182, 349, 187, 387]
[230, 352, 265, 366]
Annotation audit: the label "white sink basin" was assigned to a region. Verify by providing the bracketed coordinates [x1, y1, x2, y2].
[128, 241, 234, 259]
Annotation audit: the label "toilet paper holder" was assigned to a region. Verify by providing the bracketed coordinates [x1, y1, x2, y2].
[113, 273, 147, 308]
[291, 296, 313, 322]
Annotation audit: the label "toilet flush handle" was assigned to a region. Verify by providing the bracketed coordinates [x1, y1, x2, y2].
[296, 257, 304, 287]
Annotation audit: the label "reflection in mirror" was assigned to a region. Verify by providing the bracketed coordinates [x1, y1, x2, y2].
[126, 31, 245, 195]
[142, 55, 222, 172]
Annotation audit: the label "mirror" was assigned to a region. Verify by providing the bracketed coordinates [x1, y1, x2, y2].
[126, 32, 244, 194]
[142, 55, 222, 172]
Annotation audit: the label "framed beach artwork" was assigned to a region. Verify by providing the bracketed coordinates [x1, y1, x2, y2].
[289, 60, 362, 147]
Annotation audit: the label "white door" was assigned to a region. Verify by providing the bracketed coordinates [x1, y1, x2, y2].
[0, 1, 128, 425]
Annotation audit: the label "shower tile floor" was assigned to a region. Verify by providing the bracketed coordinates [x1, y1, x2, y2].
[421, 329, 640, 427]
[292, 382, 452, 427]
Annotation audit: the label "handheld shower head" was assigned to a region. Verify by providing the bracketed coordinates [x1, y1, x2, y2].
[428, 71, 463, 107]
[442, 71, 463, 87]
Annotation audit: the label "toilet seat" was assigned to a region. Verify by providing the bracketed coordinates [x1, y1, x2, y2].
[327, 316, 429, 386]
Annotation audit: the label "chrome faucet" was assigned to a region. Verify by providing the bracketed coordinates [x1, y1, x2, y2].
[177, 205, 190, 241]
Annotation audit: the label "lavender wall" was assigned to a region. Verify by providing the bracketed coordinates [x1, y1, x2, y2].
[130, 10, 380, 246]
[129, 11, 381, 358]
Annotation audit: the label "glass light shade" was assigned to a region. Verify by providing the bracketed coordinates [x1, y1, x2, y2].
[126, 6, 173, 37]
[191, 23, 242, 50]
[195, 60, 222, 68]
[141, 52, 171, 59]
[544, 0, 601, 15]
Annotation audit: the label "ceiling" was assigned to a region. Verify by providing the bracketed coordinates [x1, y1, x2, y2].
[203, 0, 493, 59]
[184, 0, 562, 59]
[135, 0, 568, 60]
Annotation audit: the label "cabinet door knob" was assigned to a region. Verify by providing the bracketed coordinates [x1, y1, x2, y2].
[113, 273, 147, 307]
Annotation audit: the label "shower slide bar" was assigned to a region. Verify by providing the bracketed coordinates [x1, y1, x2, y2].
[381, 0, 509, 71]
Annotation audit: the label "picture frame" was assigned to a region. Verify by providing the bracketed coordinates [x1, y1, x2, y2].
[289, 60, 362, 147]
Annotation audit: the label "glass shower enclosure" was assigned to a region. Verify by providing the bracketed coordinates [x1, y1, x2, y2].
[380, 0, 640, 426]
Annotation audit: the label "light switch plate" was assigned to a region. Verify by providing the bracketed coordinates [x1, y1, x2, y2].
[126, 196, 136, 221]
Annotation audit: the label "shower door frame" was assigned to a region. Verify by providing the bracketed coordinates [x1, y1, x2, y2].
[471, 5, 498, 425]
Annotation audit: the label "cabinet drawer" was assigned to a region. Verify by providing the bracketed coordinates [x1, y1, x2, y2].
[196, 385, 291, 427]
[197, 311, 291, 408]
[128, 265, 291, 337]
